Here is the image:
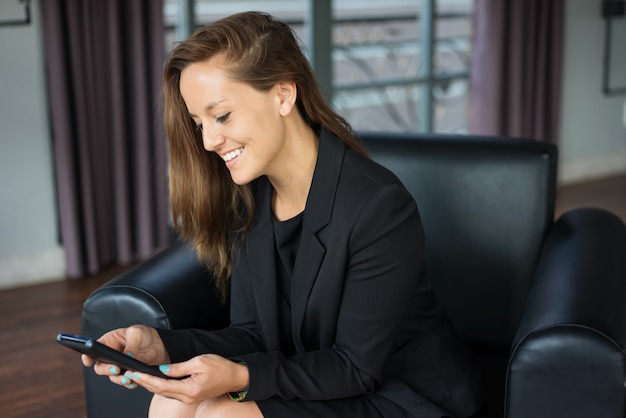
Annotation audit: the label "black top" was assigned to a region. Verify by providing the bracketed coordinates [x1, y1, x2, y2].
[273, 212, 304, 356]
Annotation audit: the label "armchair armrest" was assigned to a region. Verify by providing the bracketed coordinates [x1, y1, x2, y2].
[81, 240, 229, 336]
[80, 240, 230, 418]
[506, 208, 626, 418]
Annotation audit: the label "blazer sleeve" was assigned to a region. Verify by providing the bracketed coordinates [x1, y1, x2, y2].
[238, 183, 427, 401]
[157, 285, 267, 363]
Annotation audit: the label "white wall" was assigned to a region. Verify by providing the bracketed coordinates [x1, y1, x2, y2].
[0, 0, 65, 288]
[559, 0, 626, 184]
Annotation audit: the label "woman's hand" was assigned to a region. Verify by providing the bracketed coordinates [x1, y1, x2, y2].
[124, 354, 250, 404]
[81, 325, 170, 386]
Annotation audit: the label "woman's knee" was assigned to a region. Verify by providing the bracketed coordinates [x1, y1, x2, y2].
[149, 394, 198, 418]
[149, 394, 262, 418]
[195, 396, 263, 418]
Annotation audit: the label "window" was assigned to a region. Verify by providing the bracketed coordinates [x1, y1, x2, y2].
[163, 0, 473, 134]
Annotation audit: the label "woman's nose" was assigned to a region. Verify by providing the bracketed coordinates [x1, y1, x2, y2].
[201, 125, 225, 152]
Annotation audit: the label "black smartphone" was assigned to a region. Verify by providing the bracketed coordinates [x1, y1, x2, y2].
[56, 332, 177, 379]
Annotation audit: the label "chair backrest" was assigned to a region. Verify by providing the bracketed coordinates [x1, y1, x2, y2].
[360, 132, 557, 351]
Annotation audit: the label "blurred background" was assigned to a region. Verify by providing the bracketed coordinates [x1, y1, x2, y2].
[1, 0, 625, 289]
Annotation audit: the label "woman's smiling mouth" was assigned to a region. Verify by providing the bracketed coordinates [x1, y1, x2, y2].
[222, 148, 244, 165]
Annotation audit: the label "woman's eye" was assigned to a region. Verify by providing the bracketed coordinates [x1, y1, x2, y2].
[216, 112, 231, 124]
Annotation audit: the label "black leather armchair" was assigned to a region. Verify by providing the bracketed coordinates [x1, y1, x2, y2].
[80, 133, 626, 418]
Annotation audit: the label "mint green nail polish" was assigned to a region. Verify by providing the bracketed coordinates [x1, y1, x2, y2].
[121, 377, 128, 385]
[128, 383, 137, 389]
[132, 373, 141, 380]
[125, 352, 134, 358]
[159, 364, 170, 373]
[110, 367, 119, 375]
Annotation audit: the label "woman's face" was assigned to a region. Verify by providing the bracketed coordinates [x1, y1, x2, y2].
[180, 58, 289, 186]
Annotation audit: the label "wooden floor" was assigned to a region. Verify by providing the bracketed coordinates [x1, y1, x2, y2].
[0, 265, 129, 418]
[555, 174, 626, 222]
[0, 174, 624, 418]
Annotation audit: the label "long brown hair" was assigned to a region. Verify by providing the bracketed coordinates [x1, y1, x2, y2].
[163, 12, 366, 297]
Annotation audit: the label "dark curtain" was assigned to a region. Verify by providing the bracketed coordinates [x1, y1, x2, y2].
[468, 0, 565, 143]
[41, 0, 170, 278]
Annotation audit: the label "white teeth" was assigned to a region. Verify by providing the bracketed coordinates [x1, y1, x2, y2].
[222, 148, 243, 162]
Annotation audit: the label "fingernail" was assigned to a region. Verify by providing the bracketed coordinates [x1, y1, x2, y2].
[124, 372, 133, 380]
[121, 377, 128, 385]
[125, 352, 134, 358]
[132, 373, 141, 380]
[159, 364, 170, 373]
[109, 367, 119, 375]
[128, 383, 137, 389]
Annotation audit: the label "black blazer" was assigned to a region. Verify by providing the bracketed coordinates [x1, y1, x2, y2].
[159, 130, 484, 417]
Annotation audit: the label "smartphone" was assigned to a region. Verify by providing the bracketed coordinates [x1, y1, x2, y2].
[56, 332, 177, 379]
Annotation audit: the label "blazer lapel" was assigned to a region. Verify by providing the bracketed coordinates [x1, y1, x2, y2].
[245, 179, 281, 350]
[291, 130, 346, 350]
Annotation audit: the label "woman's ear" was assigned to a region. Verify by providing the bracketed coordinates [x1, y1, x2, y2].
[276, 82, 297, 117]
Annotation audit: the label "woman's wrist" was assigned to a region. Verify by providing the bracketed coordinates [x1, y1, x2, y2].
[227, 361, 249, 401]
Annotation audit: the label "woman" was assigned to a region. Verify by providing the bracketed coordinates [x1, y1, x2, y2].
[84, 11, 484, 418]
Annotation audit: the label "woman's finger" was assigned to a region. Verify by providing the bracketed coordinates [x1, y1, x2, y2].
[125, 372, 191, 401]
[81, 354, 93, 367]
[94, 361, 122, 377]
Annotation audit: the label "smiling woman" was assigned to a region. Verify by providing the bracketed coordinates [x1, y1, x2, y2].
[82, 11, 485, 418]
[162, 12, 367, 295]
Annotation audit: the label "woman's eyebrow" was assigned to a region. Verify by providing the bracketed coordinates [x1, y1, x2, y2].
[188, 100, 227, 118]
